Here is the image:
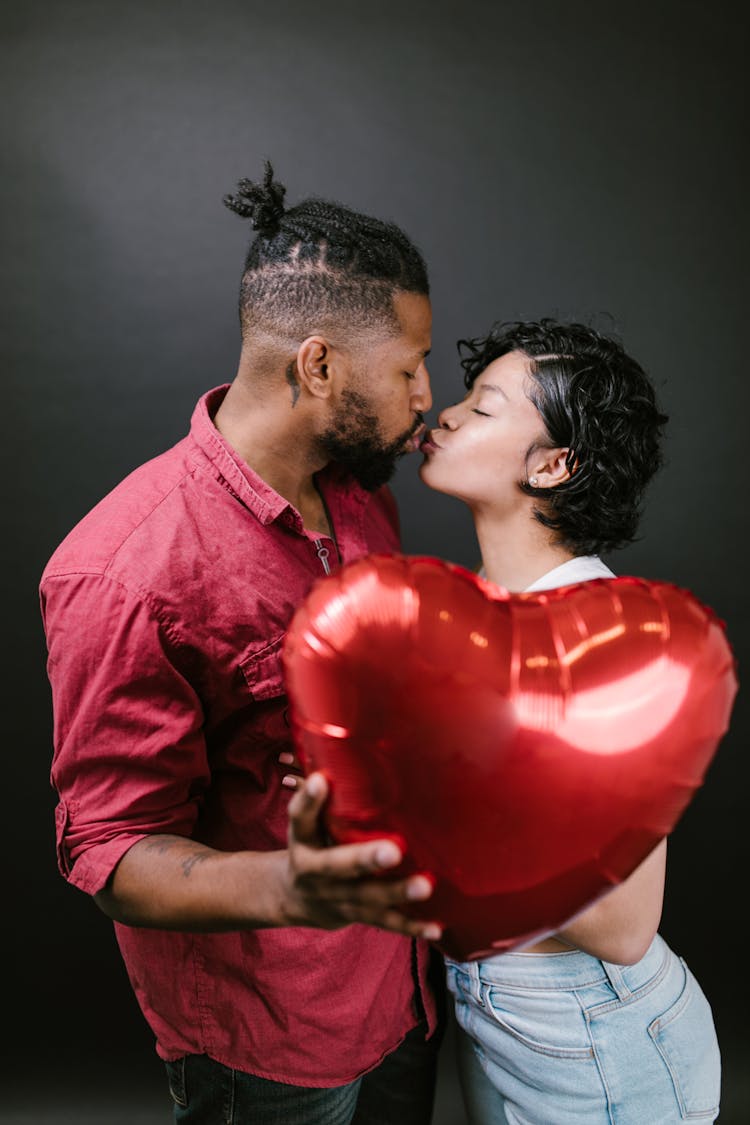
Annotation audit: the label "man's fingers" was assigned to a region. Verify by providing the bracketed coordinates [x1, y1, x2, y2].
[334, 902, 443, 941]
[287, 772, 329, 845]
[321, 872, 435, 909]
[286, 774, 442, 940]
[279, 750, 303, 783]
[297, 835, 405, 879]
[370, 910, 443, 942]
[288, 779, 406, 876]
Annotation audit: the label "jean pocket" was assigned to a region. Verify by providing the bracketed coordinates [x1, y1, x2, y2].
[484, 986, 593, 1059]
[165, 1057, 188, 1108]
[648, 960, 720, 1120]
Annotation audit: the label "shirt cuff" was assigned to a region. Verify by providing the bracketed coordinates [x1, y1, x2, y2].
[65, 833, 150, 897]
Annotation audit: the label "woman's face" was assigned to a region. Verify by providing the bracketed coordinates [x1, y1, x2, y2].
[419, 350, 557, 511]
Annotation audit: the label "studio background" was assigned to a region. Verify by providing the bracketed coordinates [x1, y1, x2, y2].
[3, 1, 747, 1121]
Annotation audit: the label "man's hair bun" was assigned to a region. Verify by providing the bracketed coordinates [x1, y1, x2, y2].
[223, 160, 286, 237]
[226, 162, 430, 355]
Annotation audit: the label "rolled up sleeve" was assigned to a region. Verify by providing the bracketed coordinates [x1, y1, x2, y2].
[41, 572, 209, 896]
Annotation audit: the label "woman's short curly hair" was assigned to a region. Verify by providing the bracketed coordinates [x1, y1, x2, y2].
[458, 318, 669, 555]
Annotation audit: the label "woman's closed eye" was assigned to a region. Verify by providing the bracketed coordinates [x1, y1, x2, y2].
[472, 408, 492, 417]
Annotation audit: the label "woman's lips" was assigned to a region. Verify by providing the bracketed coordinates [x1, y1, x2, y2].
[420, 431, 441, 454]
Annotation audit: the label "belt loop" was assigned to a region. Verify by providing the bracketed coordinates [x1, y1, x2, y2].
[467, 959, 484, 1006]
[601, 959, 631, 1001]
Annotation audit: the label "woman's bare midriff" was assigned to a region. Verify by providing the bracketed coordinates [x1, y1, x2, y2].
[521, 936, 578, 954]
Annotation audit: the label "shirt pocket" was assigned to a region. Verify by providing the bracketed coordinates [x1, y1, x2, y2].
[238, 633, 287, 701]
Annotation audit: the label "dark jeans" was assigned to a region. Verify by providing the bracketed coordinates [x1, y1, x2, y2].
[165, 1018, 442, 1125]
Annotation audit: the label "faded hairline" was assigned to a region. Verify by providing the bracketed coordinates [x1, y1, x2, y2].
[238, 260, 409, 348]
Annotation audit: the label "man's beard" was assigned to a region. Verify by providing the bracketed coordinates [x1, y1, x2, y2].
[320, 388, 422, 492]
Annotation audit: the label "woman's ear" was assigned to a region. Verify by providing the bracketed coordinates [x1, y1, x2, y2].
[531, 447, 573, 488]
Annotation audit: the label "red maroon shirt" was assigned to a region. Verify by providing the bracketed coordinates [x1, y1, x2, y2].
[40, 385, 437, 1086]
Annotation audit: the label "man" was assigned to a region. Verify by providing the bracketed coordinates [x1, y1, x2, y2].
[40, 162, 443, 1123]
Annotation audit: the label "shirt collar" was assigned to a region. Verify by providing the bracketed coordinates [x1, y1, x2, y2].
[188, 384, 368, 528]
[524, 556, 613, 592]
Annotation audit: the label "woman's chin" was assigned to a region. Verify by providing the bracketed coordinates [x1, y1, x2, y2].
[417, 460, 441, 490]
[417, 462, 458, 500]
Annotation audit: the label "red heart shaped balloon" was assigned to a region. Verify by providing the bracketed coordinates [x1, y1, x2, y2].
[282, 555, 737, 961]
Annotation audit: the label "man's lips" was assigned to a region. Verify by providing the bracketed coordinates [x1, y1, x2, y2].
[405, 423, 426, 452]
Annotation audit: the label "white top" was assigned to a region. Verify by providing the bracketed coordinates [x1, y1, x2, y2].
[523, 555, 615, 591]
[477, 555, 615, 590]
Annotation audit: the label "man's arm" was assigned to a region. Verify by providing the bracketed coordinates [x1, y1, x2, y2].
[95, 772, 442, 940]
[44, 573, 438, 939]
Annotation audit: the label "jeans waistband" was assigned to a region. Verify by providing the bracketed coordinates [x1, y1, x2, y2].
[447, 933, 670, 997]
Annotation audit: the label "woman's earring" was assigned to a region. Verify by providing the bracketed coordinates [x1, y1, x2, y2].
[529, 476, 538, 487]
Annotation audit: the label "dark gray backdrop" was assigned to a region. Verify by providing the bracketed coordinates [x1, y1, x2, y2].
[3, 1, 747, 1121]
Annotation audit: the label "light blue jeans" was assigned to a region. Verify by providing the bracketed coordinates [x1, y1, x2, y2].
[446, 934, 720, 1124]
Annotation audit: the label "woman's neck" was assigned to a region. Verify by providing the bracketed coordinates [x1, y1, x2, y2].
[473, 506, 576, 593]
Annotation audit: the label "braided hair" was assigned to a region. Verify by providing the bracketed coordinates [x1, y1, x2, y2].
[223, 161, 429, 343]
[459, 318, 669, 555]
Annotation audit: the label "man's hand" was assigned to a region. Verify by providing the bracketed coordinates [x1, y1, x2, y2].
[94, 772, 442, 942]
[282, 772, 442, 941]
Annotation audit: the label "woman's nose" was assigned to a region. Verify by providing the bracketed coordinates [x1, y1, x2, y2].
[438, 404, 459, 430]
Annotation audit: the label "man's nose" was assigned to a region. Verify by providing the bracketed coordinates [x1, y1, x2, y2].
[411, 362, 433, 414]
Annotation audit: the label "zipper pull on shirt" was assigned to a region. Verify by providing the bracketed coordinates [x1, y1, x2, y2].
[312, 482, 341, 574]
[314, 539, 332, 575]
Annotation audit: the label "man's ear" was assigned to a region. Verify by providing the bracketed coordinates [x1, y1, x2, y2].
[295, 336, 345, 401]
[530, 446, 573, 488]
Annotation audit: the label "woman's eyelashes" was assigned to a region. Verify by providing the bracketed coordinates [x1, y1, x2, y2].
[472, 408, 492, 417]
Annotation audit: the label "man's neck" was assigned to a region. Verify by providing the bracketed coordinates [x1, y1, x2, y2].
[213, 378, 329, 522]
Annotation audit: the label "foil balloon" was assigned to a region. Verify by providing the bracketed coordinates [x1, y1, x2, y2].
[282, 555, 737, 961]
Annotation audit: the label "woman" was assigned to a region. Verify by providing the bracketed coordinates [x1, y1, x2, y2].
[418, 318, 721, 1125]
